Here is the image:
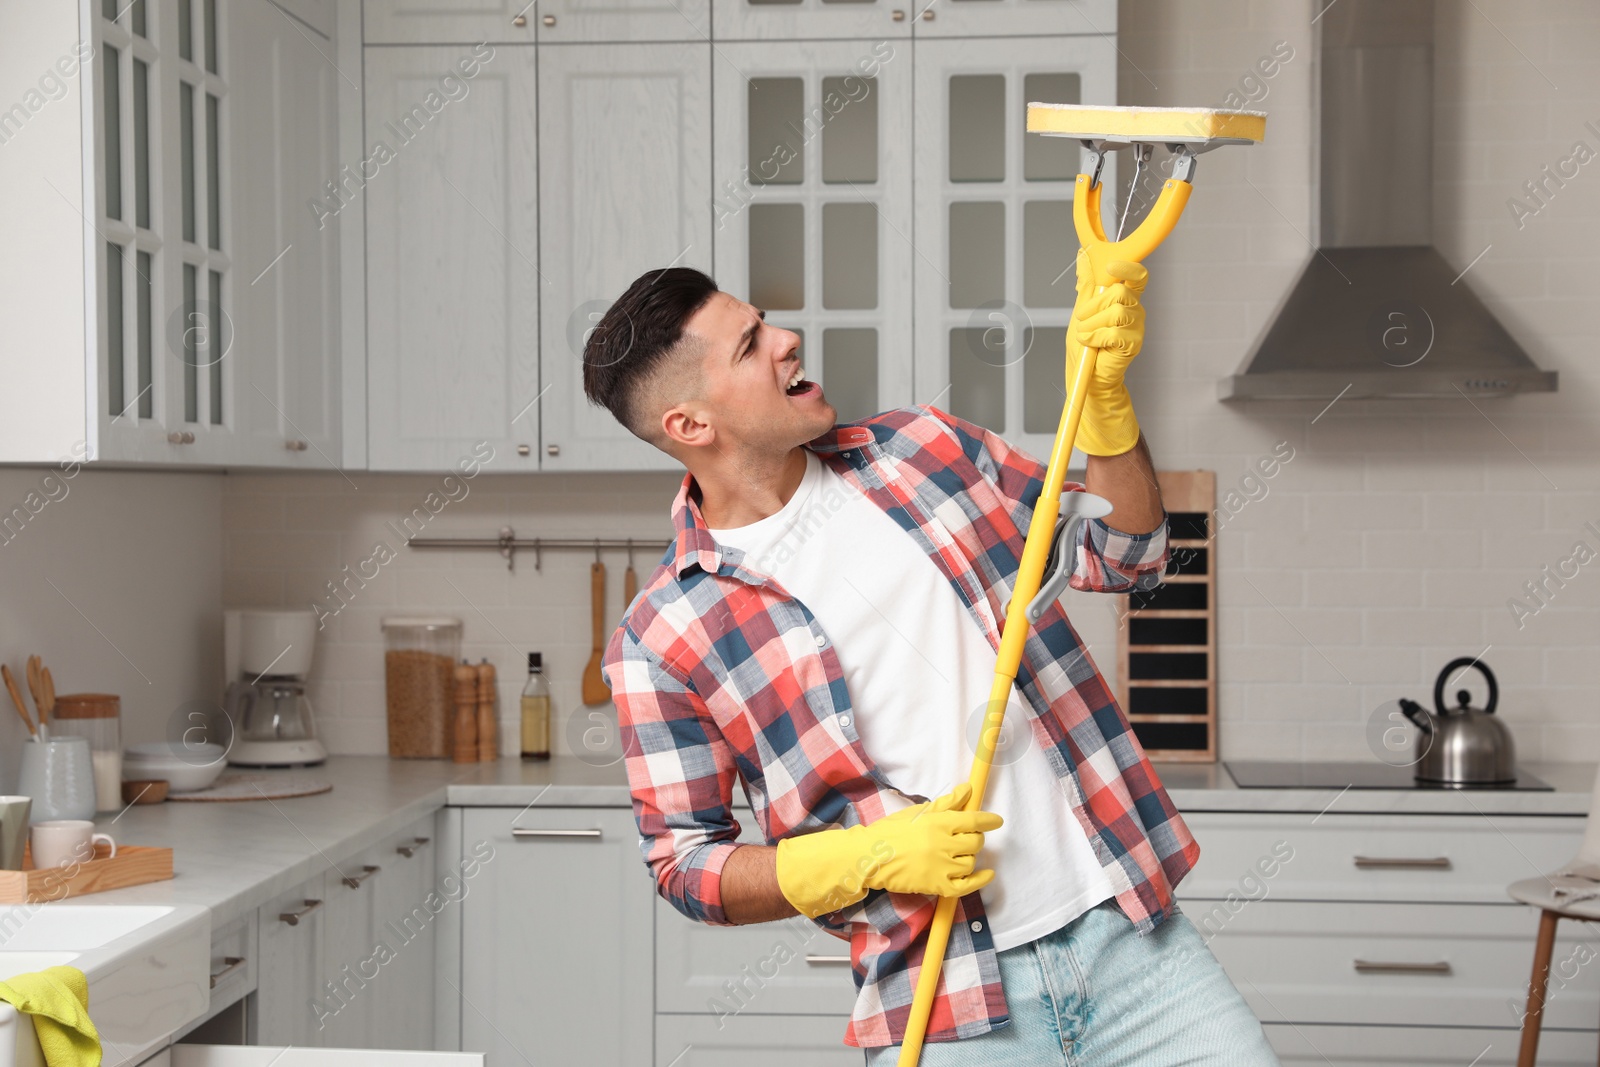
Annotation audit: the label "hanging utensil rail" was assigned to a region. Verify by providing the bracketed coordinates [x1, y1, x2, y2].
[404, 526, 671, 571]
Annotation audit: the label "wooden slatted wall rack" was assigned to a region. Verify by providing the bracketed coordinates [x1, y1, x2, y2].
[1116, 470, 1216, 762]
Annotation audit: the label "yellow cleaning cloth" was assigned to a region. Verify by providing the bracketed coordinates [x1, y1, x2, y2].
[0, 965, 102, 1067]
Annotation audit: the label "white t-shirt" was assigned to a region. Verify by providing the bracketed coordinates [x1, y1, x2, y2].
[707, 449, 1113, 951]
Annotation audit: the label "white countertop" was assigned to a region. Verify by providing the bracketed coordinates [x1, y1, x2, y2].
[84, 756, 1595, 927]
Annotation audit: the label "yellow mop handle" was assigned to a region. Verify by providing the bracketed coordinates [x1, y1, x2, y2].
[893, 170, 1193, 1067]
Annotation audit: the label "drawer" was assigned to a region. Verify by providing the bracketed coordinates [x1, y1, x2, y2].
[1199, 898, 1600, 1031]
[655, 900, 858, 1016]
[1180, 812, 1581, 903]
[1265, 1023, 1598, 1066]
[656, 1012, 859, 1066]
[205, 913, 257, 1012]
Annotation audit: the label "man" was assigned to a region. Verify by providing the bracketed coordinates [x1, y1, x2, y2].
[589, 260, 1278, 1065]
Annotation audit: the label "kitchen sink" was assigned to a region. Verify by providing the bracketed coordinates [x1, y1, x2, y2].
[0, 903, 210, 1067]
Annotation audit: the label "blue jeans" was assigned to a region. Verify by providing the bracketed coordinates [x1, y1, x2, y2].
[864, 900, 1280, 1066]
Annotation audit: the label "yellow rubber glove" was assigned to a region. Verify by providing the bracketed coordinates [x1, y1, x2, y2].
[775, 782, 1002, 919]
[1066, 251, 1148, 456]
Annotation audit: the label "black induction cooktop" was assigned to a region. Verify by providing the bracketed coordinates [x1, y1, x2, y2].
[1224, 760, 1554, 791]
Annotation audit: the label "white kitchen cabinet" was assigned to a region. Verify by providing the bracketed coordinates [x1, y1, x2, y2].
[656, 902, 857, 1016]
[362, 44, 542, 472]
[655, 1013, 860, 1066]
[0, 0, 337, 468]
[910, 0, 1115, 39]
[228, 0, 343, 468]
[1179, 810, 1588, 1064]
[318, 843, 386, 1049]
[711, 40, 914, 425]
[253, 872, 332, 1047]
[535, 43, 711, 472]
[250, 813, 442, 1051]
[711, 0, 910, 43]
[459, 806, 653, 1066]
[1263, 1024, 1598, 1067]
[911, 35, 1115, 458]
[536, 0, 709, 44]
[362, 1, 538, 45]
[173, 1047, 481, 1065]
[371, 825, 439, 1051]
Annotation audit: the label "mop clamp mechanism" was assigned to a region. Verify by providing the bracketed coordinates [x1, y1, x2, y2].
[1025, 491, 1114, 624]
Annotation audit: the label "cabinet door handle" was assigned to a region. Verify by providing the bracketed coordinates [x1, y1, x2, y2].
[210, 956, 246, 988]
[279, 899, 323, 926]
[1352, 856, 1452, 870]
[1353, 959, 1452, 975]
[167, 431, 195, 444]
[512, 13, 527, 25]
[396, 836, 431, 858]
[285, 438, 308, 451]
[512, 827, 602, 839]
[805, 955, 852, 965]
[342, 864, 381, 889]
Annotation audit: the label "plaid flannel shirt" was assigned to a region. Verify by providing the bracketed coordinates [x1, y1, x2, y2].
[603, 406, 1199, 1048]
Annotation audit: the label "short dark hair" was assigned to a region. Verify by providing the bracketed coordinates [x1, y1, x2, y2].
[582, 266, 720, 443]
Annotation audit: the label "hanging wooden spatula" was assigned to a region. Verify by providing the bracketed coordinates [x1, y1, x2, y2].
[581, 559, 611, 705]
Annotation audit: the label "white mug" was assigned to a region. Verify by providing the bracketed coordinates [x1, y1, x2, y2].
[29, 820, 116, 869]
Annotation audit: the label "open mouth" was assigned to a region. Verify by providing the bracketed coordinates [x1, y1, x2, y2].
[784, 363, 820, 398]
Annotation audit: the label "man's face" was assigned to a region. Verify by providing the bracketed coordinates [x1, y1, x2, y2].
[677, 291, 835, 457]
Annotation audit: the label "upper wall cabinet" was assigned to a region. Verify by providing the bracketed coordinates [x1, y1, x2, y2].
[711, 40, 914, 424]
[712, 0, 911, 42]
[536, 43, 712, 472]
[363, 0, 707, 44]
[911, 35, 1115, 461]
[913, 0, 1116, 37]
[363, 45, 541, 472]
[362, 1, 538, 44]
[537, 0, 710, 43]
[0, 0, 339, 468]
[230, 0, 343, 467]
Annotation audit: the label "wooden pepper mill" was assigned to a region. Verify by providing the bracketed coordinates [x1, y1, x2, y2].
[453, 661, 479, 763]
[475, 659, 498, 761]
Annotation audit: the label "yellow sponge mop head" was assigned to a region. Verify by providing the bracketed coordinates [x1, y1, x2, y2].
[1026, 103, 1266, 149]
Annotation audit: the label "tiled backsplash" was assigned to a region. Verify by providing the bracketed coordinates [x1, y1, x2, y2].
[221, 470, 682, 758]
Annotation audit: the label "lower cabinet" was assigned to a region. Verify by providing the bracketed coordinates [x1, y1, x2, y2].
[655, 1014, 862, 1066]
[250, 813, 440, 1050]
[458, 806, 653, 1065]
[1264, 1023, 1598, 1066]
[1180, 810, 1588, 1064]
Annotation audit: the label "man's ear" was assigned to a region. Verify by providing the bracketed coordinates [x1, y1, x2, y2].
[661, 401, 714, 451]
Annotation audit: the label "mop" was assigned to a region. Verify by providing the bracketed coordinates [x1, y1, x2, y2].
[894, 103, 1265, 1067]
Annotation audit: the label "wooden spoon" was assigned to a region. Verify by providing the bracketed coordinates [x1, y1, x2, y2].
[581, 560, 611, 705]
[40, 666, 56, 725]
[25, 655, 44, 726]
[2, 664, 37, 738]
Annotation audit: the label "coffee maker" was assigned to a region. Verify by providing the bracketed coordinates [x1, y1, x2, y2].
[223, 608, 327, 767]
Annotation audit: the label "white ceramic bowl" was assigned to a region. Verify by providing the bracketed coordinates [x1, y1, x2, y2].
[122, 742, 228, 793]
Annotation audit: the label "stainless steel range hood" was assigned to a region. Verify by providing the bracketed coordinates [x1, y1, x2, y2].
[1220, 0, 1556, 401]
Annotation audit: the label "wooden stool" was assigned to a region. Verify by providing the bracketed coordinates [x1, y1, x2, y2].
[1509, 876, 1600, 1067]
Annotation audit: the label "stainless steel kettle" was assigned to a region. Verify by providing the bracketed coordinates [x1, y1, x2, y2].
[1399, 657, 1515, 785]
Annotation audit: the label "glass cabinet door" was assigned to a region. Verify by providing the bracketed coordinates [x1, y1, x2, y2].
[912, 35, 1116, 460]
[712, 40, 914, 426]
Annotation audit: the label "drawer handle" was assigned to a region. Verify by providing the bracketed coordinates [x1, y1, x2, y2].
[342, 864, 381, 889]
[396, 836, 431, 858]
[512, 827, 603, 839]
[279, 899, 323, 926]
[1352, 856, 1452, 870]
[805, 955, 852, 965]
[210, 956, 246, 988]
[1353, 959, 1453, 975]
